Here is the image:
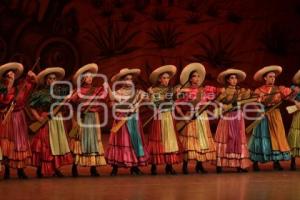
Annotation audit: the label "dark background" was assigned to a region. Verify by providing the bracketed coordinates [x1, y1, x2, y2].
[0, 0, 299, 132]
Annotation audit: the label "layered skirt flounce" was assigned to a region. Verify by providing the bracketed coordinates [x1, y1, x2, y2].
[148, 111, 182, 165]
[31, 113, 73, 176]
[288, 111, 300, 157]
[105, 113, 149, 167]
[69, 112, 106, 166]
[179, 111, 216, 162]
[249, 109, 291, 162]
[215, 110, 251, 168]
[0, 110, 31, 168]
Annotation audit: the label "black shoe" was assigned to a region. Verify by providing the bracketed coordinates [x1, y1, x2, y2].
[72, 164, 79, 177]
[216, 166, 222, 173]
[54, 169, 64, 177]
[151, 164, 157, 175]
[37, 167, 43, 178]
[4, 164, 10, 180]
[196, 161, 207, 174]
[291, 157, 296, 171]
[273, 161, 283, 171]
[237, 167, 248, 173]
[182, 161, 188, 175]
[165, 164, 176, 175]
[90, 166, 100, 177]
[17, 168, 28, 179]
[130, 167, 143, 175]
[253, 162, 260, 172]
[110, 165, 118, 176]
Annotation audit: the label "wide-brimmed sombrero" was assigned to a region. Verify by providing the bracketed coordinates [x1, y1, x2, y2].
[293, 70, 300, 85]
[111, 68, 141, 82]
[149, 65, 177, 84]
[37, 67, 65, 85]
[0, 62, 24, 80]
[217, 68, 246, 84]
[72, 63, 98, 85]
[180, 63, 206, 86]
[253, 65, 282, 82]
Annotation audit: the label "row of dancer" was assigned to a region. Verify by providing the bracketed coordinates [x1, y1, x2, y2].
[0, 62, 299, 179]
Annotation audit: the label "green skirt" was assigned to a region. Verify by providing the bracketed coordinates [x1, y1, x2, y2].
[288, 111, 300, 157]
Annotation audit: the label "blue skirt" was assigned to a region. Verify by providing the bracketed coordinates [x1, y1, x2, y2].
[248, 116, 291, 162]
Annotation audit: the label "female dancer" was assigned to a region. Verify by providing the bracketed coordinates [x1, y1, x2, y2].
[248, 65, 295, 171]
[288, 70, 300, 170]
[0, 62, 37, 179]
[69, 63, 107, 177]
[105, 68, 149, 176]
[29, 67, 73, 177]
[214, 69, 252, 173]
[148, 65, 182, 175]
[175, 63, 216, 174]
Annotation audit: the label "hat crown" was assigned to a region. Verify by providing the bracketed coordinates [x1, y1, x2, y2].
[149, 65, 177, 84]
[253, 65, 282, 82]
[180, 62, 206, 85]
[0, 62, 24, 80]
[217, 68, 246, 84]
[120, 68, 128, 72]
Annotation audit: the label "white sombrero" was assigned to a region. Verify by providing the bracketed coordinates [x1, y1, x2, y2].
[149, 65, 177, 84]
[293, 70, 300, 85]
[180, 63, 206, 86]
[0, 62, 24, 80]
[111, 68, 141, 82]
[253, 65, 282, 82]
[37, 67, 65, 85]
[217, 68, 246, 84]
[72, 63, 98, 85]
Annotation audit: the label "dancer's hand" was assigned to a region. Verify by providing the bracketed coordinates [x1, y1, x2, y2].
[27, 70, 37, 83]
[148, 87, 154, 94]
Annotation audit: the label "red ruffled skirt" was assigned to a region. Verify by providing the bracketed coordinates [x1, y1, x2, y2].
[148, 112, 182, 165]
[0, 110, 31, 168]
[31, 124, 73, 176]
[105, 116, 149, 167]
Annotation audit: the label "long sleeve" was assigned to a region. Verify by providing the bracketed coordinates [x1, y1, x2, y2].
[14, 76, 36, 109]
[279, 86, 292, 98]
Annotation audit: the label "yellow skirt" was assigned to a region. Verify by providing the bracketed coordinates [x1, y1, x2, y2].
[159, 111, 179, 153]
[179, 112, 216, 162]
[267, 109, 290, 152]
[49, 113, 71, 155]
[288, 111, 300, 156]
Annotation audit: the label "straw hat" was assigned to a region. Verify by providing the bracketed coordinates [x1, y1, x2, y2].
[0, 62, 24, 80]
[111, 68, 141, 82]
[293, 70, 300, 85]
[217, 68, 246, 84]
[180, 63, 206, 86]
[72, 63, 98, 85]
[149, 65, 177, 84]
[253, 65, 282, 82]
[37, 67, 65, 85]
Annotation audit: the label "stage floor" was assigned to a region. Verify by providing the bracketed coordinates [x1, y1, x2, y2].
[1, 161, 300, 200]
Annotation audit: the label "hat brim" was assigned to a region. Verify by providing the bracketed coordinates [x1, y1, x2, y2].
[111, 68, 141, 82]
[0, 62, 24, 80]
[37, 67, 65, 85]
[217, 69, 246, 84]
[180, 63, 206, 86]
[149, 65, 177, 84]
[72, 63, 98, 85]
[253, 65, 282, 82]
[293, 70, 300, 85]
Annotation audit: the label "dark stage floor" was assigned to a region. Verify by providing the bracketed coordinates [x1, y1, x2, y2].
[1, 161, 300, 200]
